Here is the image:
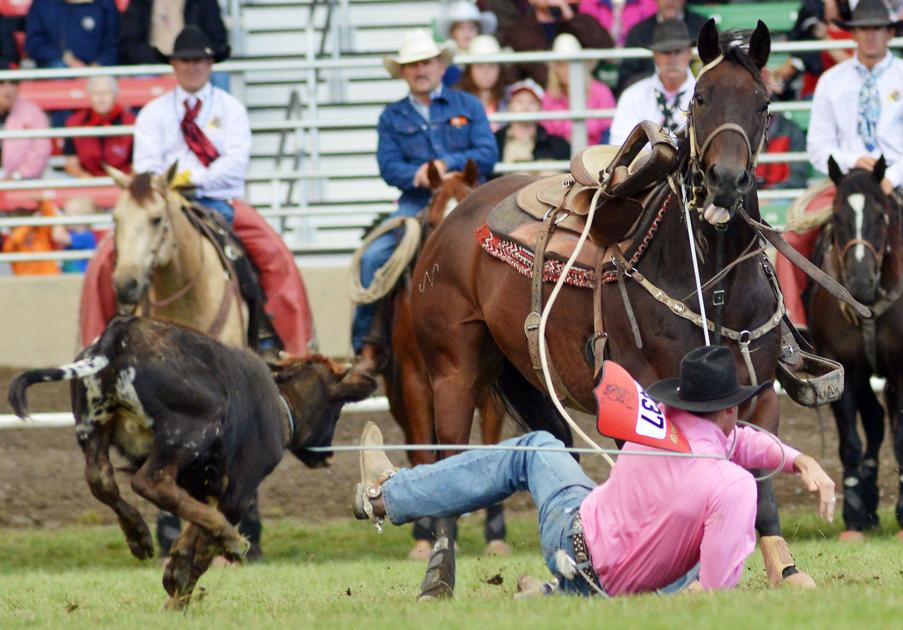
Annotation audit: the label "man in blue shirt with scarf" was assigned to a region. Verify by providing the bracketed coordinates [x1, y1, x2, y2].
[347, 29, 498, 388]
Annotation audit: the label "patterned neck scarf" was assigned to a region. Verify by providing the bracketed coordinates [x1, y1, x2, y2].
[856, 63, 886, 152]
[181, 98, 220, 167]
[655, 89, 684, 133]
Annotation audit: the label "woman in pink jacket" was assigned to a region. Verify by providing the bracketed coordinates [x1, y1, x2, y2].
[0, 72, 52, 181]
[578, 0, 657, 46]
[541, 33, 615, 147]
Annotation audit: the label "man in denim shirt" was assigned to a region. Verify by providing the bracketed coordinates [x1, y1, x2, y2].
[348, 29, 499, 387]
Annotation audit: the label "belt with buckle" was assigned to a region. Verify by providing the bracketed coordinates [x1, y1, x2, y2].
[570, 513, 605, 595]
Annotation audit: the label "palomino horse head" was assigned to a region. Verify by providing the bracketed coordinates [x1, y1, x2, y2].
[827, 155, 894, 305]
[690, 19, 771, 222]
[425, 159, 480, 227]
[107, 163, 182, 308]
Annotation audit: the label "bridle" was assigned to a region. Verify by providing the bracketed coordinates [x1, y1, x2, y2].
[832, 191, 891, 290]
[683, 54, 771, 213]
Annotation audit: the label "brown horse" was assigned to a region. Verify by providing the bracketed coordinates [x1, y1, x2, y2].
[379, 160, 511, 557]
[809, 156, 903, 541]
[410, 20, 815, 595]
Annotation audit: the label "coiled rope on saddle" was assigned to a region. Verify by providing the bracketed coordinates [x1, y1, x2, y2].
[349, 216, 421, 304]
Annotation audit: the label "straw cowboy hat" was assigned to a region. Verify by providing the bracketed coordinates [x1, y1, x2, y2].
[645, 20, 694, 53]
[154, 25, 230, 63]
[383, 30, 454, 79]
[437, 1, 498, 39]
[552, 32, 583, 54]
[645, 346, 772, 413]
[465, 34, 507, 56]
[834, 0, 903, 30]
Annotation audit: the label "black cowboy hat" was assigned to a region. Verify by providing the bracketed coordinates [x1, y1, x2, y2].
[645, 19, 694, 53]
[154, 25, 231, 64]
[645, 346, 772, 413]
[834, 0, 903, 30]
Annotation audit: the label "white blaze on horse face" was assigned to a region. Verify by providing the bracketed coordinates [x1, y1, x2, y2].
[443, 197, 458, 218]
[848, 194, 866, 262]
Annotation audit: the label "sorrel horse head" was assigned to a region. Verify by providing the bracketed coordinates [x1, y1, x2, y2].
[106, 164, 248, 349]
[809, 156, 903, 539]
[410, 20, 814, 593]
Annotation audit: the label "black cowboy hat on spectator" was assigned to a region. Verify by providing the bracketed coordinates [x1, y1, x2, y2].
[645, 346, 772, 413]
[154, 26, 231, 64]
[645, 19, 695, 53]
[834, 0, 903, 30]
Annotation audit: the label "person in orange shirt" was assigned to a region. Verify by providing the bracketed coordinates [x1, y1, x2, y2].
[2, 200, 66, 275]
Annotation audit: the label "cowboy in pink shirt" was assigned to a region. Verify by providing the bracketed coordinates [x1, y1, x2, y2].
[352, 345, 836, 597]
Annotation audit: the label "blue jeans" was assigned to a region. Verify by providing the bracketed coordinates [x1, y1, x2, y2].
[350, 198, 422, 352]
[382, 431, 598, 594]
[197, 196, 234, 223]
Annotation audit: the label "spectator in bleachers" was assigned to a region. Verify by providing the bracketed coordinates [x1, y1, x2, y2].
[63, 76, 134, 178]
[1, 200, 62, 275]
[347, 29, 498, 388]
[25, 0, 119, 68]
[616, 0, 707, 95]
[495, 78, 570, 172]
[120, 0, 230, 91]
[777, 0, 903, 328]
[0, 15, 22, 69]
[541, 33, 614, 146]
[756, 67, 808, 190]
[458, 35, 507, 129]
[578, 0, 657, 46]
[439, 1, 498, 86]
[783, 0, 853, 100]
[609, 20, 694, 145]
[497, 0, 613, 86]
[0, 66, 51, 180]
[54, 197, 97, 273]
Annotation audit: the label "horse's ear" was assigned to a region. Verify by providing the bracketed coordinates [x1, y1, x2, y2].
[463, 159, 480, 188]
[747, 20, 771, 69]
[164, 161, 180, 188]
[104, 164, 131, 190]
[828, 156, 844, 185]
[874, 155, 887, 183]
[697, 18, 720, 65]
[427, 161, 443, 189]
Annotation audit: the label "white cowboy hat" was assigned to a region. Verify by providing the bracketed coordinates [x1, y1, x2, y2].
[465, 34, 508, 56]
[552, 32, 583, 54]
[437, 1, 498, 39]
[383, 29, 454, 79]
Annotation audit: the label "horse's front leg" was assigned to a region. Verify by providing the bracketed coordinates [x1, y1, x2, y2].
[858, 379, 885, 529]
[751, 389, 817, 588]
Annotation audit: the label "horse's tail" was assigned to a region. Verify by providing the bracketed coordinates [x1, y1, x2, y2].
[493, 359, 575, 456]
[7, 356, 109, 421]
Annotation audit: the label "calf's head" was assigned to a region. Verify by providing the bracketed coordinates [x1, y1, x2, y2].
[271, 354, 373, 467]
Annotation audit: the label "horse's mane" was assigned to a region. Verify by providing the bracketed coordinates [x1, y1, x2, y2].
[128, 172, 156, 205]
[716, 30, 766, 89]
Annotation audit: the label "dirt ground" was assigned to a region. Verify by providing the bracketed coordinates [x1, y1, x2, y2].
[0, 365, 899, 530]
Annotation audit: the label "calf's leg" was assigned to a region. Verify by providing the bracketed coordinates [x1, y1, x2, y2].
[163, 524, 220, 610]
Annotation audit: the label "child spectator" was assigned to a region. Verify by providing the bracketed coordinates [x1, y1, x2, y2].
[2, 201, 61, 275]
[495, 78, 570, 174]
[458, 35, 507, 129]
[25, 0, 119, 68]
[63, 76, 134, 178]
[541, 33, 614, 146]
[56, 197, 98, 273]
[0, 67, 52, 180]
[578, 0, 657, 46]
[439, 1, 498, 86]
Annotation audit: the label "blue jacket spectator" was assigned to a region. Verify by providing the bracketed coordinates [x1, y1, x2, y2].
[25, 0, 119, 67]
[377, 86, 498, 210]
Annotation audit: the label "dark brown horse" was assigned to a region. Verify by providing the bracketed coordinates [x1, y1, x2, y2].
[377, 160, 511, 557]
[809, 156, 903, 541]
[410, 20, 816, 594]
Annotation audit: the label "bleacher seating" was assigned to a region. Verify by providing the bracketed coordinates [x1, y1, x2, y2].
[0, 186, 119, 212]
[19, 75, 177, 111]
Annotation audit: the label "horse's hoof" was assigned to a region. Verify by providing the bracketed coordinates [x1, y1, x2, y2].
[896, 530, 903, 541]
[418, 536, 455, 600]
[838, 530, 866, 543]
[783, 570, 817, 589]
[408, 540, 433, 562]
[484, 540, 512, 557]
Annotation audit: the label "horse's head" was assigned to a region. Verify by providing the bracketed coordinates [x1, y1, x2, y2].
[828, 155, 892, 305]
[425, 159, 479, 227]
[689, 19, 771, 223]
[108, 163, 181, 308]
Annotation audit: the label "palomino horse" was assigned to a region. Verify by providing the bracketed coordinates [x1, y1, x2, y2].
[108, 164, 248, 348]
[378, 160, 511, 557]
[410, 20, 816, 595]
[809, 156, 903, 540]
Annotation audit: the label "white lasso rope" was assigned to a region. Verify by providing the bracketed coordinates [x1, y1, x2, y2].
[348, 216, 421, 304]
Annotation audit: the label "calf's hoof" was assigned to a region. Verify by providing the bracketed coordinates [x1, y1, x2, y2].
[408, 539, 433, 561]
[127, 530, 155, 561]
[222, 535, 251, 562]
[838, 530, 865, 543]
[484, 539, 512, 557]
[782, 570, 817, 589]
[164, 594, 190, 611]
[162, 552, 193, 597]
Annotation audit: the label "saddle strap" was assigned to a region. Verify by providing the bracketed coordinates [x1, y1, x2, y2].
[525, 214, 578, 405]
[592, 250, 607, 380]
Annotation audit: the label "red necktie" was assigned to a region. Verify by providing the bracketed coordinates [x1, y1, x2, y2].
[181, 98, 220, 167]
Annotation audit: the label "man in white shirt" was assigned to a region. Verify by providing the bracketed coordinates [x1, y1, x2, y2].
[777, 0, 903, 328]
[609, 20, 695, 146]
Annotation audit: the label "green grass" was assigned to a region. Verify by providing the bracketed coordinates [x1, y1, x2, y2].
[2, 510, 902, 629]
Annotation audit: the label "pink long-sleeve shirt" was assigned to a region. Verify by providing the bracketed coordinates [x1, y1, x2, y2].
[541, 80, 615, 147]
[2, 97, 51, 180]
[579, 408, 801, 596]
